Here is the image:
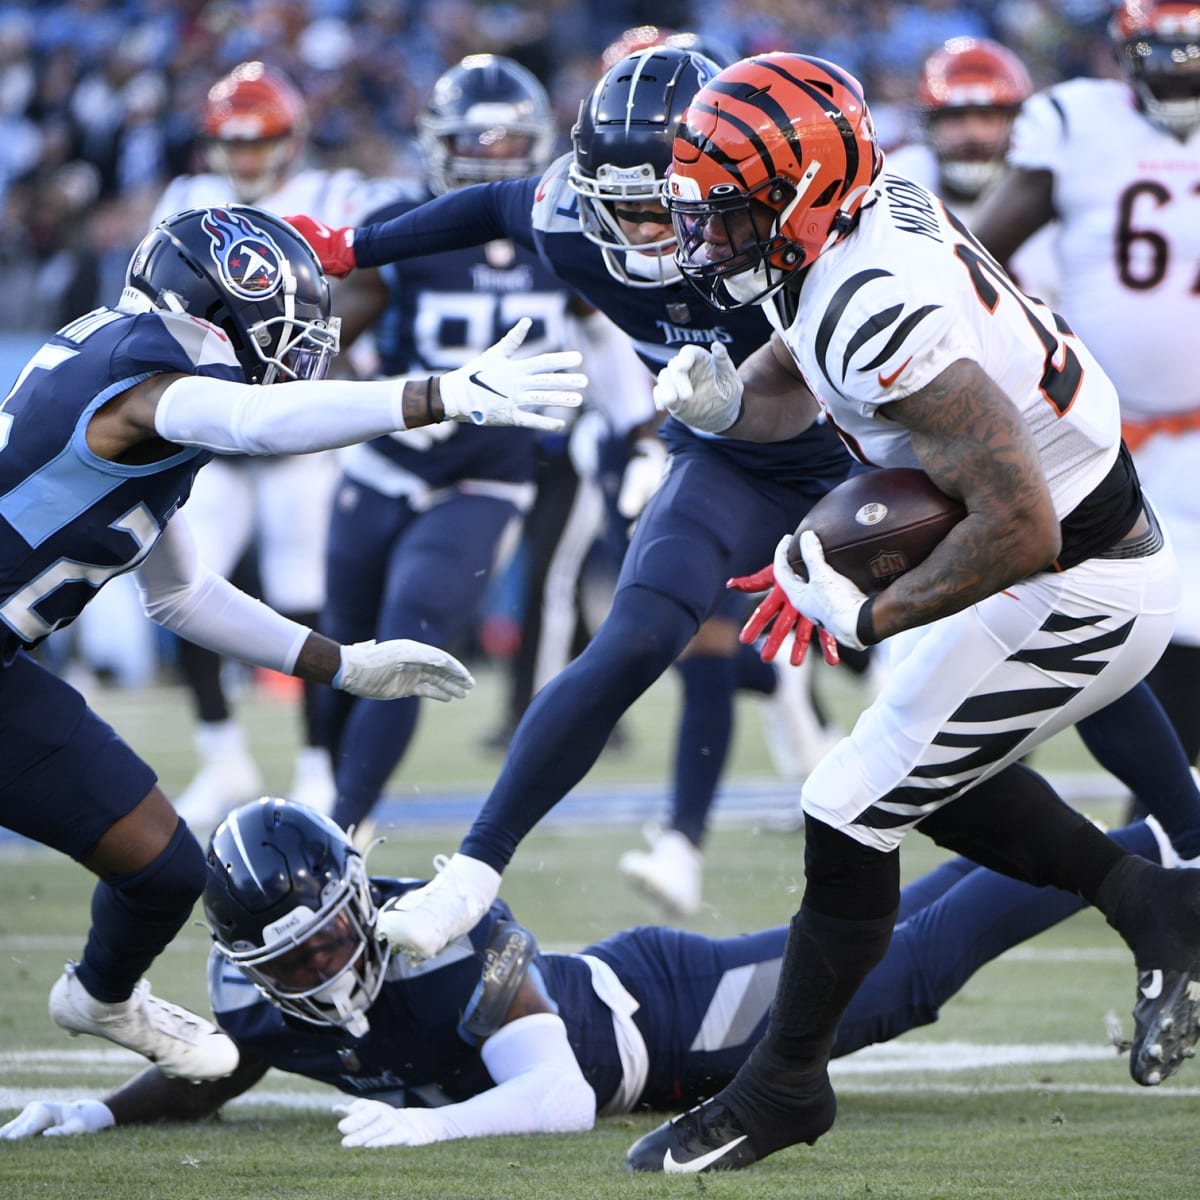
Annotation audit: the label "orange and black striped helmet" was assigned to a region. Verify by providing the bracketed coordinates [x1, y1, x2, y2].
[666, 53, 882, 309]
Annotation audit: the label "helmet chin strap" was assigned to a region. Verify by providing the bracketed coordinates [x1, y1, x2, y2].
[622, 246, 683, 284]
[312, 972, 370, 1039]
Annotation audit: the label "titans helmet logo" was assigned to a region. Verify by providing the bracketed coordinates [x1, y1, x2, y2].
[201, 207, 285, 300]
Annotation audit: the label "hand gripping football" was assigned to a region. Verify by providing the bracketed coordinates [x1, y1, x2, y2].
[788, 468, 966, 594]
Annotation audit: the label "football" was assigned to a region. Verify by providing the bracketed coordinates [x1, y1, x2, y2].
[788, 468, 966, 594]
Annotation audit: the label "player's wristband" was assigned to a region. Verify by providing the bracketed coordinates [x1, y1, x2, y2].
[855, 594, 879, 646]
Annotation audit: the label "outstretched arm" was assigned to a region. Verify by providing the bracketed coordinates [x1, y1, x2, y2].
[136, 516, 475, 702]
[0, 1054, 269, 1138]
[290, 178, 541, 276]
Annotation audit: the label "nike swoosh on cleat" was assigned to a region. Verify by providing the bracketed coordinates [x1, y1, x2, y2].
[877, 356, 912, 389]
[1141, 970, 1163, 1000]
[663, 1135, 747, 1174]
[469, 371, 505, 397]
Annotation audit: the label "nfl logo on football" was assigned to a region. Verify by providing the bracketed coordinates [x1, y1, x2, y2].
[870, 549, 908, 586]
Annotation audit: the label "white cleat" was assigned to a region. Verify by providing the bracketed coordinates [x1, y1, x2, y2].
[49, 964, 239, 1081]
[289, 746, 337, 817]
[618, 827, 703, 917]
[375, 853, 502, 962]
[173, 720, 263, 835]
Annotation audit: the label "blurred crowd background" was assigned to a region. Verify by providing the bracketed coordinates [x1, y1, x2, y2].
[0, 0, 1123, 692]
[0, 0, 1120, 335]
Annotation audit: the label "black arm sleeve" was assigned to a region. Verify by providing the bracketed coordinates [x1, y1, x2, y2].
[354, 177, 541, 268]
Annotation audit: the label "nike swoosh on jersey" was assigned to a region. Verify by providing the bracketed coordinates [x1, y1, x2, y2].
[663, 1134, 748, 1174]
[877, 356, 912, 389]
[1141, 969, 1164, 1000]
[468, 372, 504, 397]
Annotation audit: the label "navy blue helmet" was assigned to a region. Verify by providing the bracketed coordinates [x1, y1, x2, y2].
[203, 797, 388, 1038]
[122, 205, 339, 385]
[568, 47, 720, 286]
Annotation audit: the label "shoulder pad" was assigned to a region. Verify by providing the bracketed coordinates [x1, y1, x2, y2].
[531, 154, 582, 235]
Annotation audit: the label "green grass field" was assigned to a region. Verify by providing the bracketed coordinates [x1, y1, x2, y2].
[1, 663, 1195, 1199]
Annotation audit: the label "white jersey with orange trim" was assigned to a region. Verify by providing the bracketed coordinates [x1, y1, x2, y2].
[885, 142, 1060, 309]
[1007, 78, 1200, 422]
[774, 172, 1120, 524]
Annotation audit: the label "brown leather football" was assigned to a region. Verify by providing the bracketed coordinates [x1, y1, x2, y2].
[787, 468, 966, 594]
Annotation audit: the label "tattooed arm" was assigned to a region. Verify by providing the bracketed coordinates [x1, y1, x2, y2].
[866, 357, 1061, 642]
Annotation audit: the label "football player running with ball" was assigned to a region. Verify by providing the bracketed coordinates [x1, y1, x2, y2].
[616, 53, 1200, 1172]
[0, 205, 582, 1082]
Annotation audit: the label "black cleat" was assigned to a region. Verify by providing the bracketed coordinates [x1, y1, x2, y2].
[626, 1099, 759, 1174]
[1130, 966, 1200, 1086]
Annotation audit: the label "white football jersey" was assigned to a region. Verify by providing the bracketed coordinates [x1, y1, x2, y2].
[886, 142, 1060, 309]
[1008, 78, 1200, 420]
[775, 173, 1120, 521]
[150, 166, 403, 229]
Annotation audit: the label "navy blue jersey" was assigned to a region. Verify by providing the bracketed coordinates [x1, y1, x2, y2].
[207, 820, 1163, 1119]
[0, 307, 240, 664]
[351, 159, 852, 487]
[348, 191, 575, 491]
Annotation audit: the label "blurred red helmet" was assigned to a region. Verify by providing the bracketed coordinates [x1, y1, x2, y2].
[916, 37, 1032, 113]
[202, 63, 309, 201]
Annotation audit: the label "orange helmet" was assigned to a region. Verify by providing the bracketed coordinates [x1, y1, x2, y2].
[916, 37, 1032, 112]
[916, 37, 1032, 198]
[666, 53, 882, 309]
[1110, 2, 1200, 134]
[202, 62, 309, 201]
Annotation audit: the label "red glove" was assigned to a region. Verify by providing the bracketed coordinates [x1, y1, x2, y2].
[285, 214, 358, 278]
[727, 564, 841, 667]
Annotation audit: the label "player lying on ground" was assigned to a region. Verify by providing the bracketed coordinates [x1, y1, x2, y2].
[1, 797, 1178, 1146]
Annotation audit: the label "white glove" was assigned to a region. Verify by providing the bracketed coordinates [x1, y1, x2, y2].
[652, 341, 743, 433]
[772, 532, 870, 652]
[334, 640, 475, 701]
[334, 1099, 454, 1148]
[617, 435, 668, 519]
[439, 318, 587, 432]
[0, 1099, 115, 1139]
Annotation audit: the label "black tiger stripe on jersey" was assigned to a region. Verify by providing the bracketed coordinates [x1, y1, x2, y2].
[953, 685, 1082, 722]
[853, 305, 940, 378]
[813, 268, 889, 392]
[812, 268, 941, 394]
[1010, 617, 1134, 674]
